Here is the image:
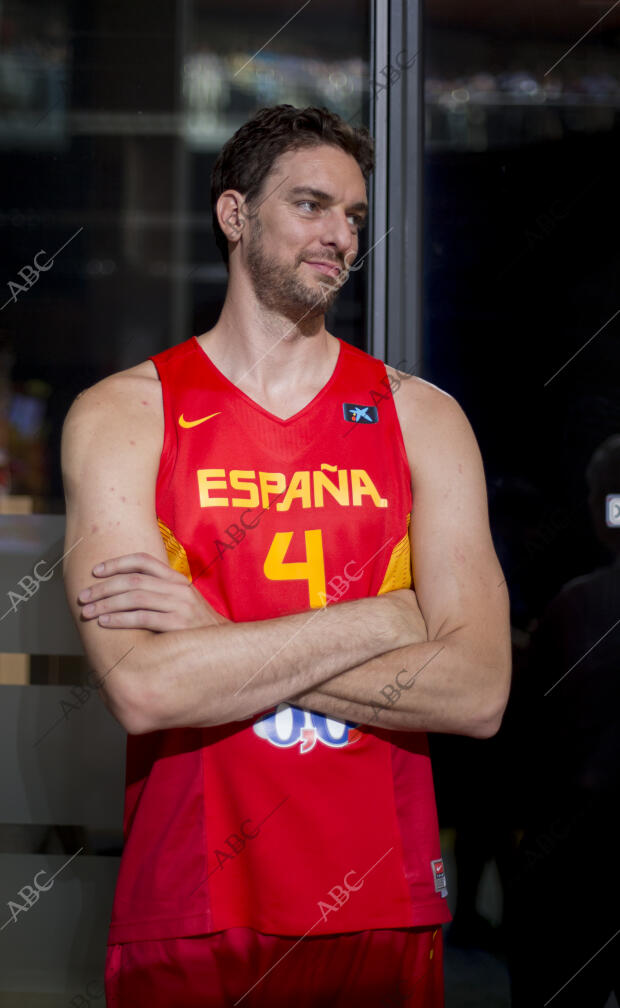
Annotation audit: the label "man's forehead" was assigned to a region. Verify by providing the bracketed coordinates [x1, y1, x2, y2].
[268, 146, 367, 202]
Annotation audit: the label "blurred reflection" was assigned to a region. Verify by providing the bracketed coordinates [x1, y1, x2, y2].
[0, 2, 69, 147]
[505, 434, 620, 1007]
[425, 16, 620, 150]
[184, 52, 367, 146]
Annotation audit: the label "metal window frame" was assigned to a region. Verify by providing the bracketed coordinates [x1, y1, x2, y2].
[367, 0, 423, 371]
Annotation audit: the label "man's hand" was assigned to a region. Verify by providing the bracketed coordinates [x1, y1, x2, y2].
[76, 552, 228, 631]
[77, 551, 425, 643]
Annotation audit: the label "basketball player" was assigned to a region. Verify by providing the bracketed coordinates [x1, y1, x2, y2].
[61, 105, 511, 1007]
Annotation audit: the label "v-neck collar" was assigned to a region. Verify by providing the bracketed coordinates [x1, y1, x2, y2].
[191, 335, 344, 427]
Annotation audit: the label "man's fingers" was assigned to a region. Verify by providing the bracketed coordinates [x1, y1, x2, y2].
[80, 566, 188, 603]
[91, 552, 187, 582]
[79, 574, 175, 604]
[81, 589, 177, 619]
[97, 609, 176, 631]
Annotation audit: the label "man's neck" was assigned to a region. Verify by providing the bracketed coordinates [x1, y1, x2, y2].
[197, 301, 339, 406]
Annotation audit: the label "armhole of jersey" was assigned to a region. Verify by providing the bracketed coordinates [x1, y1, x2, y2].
[377, 360, 415, 586]
[379, 361, 413, 506]
[148, 353, 177, 497]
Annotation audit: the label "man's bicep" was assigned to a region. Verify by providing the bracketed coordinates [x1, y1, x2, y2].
[407, 395, 509, 658]
[61, 387, 167, 728]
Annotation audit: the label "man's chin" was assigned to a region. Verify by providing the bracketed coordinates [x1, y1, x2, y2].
[251, 270, 339, 319]
[301, 285, 340, 314]
[278, 277, 338, 314]
[301, 277, 340, 310]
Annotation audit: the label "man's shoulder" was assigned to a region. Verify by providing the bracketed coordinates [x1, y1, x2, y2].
[64, 358, 162, 432]
[383, 360, 458, 429]
[61, 358, 164, 489]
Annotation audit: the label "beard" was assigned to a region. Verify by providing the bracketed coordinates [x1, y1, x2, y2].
[245, 217, 343, 321]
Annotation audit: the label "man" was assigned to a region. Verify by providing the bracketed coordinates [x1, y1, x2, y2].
[62, 104, 511, 1007]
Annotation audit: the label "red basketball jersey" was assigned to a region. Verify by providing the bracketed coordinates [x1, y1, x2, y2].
[107, 335, 451, 944]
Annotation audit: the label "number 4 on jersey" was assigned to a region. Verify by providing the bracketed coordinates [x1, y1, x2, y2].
[263, 530, 326, 608]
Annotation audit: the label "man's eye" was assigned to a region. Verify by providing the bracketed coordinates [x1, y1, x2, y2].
[296, 202, 365, 229]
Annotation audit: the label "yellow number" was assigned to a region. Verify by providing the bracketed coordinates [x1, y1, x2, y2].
[264, 529, 326, 608]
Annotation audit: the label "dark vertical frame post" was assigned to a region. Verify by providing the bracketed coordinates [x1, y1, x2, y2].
[170, 0, 191, 346]
[367, 0, 423, 370]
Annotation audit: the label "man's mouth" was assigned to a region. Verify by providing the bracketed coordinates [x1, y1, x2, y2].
[304, 261, 342, 278]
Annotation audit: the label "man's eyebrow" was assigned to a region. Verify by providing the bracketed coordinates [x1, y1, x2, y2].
[286, 185, 368, 216]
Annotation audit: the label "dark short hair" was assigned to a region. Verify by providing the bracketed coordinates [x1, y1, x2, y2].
[210, 104, 375, 269]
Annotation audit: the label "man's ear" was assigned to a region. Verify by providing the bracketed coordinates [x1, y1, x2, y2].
[217, 190, 247, 240]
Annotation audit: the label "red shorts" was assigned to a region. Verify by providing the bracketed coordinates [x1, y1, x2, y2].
[105, 925, 444, 1007]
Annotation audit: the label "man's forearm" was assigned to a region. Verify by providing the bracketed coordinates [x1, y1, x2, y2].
[127, 593, 412, 733]
[289, 631, 510, 738]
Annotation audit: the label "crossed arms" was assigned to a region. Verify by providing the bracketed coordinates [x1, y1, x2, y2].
[61, 368, 511, 739]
